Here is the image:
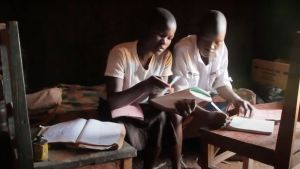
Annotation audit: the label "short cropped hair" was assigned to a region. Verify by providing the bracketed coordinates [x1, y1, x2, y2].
[141, 7, 176, 38]
[197, 10, 227, 37]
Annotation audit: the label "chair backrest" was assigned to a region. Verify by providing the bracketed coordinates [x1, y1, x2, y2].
[276, 32, 300, 169]
[0, 21, 34, 169]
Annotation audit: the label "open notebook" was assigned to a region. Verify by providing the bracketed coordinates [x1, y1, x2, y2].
[223, 105, 282, 135]
[225, 116, 275, 135]
[40, 118, 126, 150]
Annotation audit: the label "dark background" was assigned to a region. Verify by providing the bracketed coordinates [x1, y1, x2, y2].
[1, 0, 300, 92]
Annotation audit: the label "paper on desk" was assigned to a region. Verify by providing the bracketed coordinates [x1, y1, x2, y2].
[226, 116, 275, 135]
[252, 108, 282, 121]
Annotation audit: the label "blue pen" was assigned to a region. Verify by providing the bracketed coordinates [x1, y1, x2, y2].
[210, 101, 224, 112]
[161, 76, 180, 95]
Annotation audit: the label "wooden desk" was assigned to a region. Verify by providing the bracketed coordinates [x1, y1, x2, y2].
[34, 142, 137, 169]
[198, 103, 300, 169]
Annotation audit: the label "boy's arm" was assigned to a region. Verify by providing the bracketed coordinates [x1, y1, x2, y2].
[216, 85, 254, 117]
[172, 45, 191, 91]
[106, 76, 170, 110]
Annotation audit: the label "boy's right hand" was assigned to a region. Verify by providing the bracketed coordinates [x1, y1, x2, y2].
[144, 76, 170, 95]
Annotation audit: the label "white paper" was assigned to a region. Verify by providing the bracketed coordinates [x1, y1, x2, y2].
[77, 119, 125, 146]
[227, 116, 275, 135]
[42, 118, 86, 143]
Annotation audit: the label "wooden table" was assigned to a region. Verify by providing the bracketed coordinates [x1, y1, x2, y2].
[34, 142, 137, 169]
[198, 103, 300, 169]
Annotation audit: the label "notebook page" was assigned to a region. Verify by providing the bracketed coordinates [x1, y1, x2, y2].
[77, 119, 125, 146]
[227, 116, 275, 135]
[111, 104, 144, 119]
[42, 118, 87, 143]
[252, 108, 282, 121]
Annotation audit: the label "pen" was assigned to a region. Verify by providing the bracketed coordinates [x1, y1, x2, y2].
[161, 76, 180, 95]
[210, 101, 223, 112]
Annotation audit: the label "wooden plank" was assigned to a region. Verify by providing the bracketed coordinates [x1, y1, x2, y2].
[199, 142, 210, 169]
[200, 120, 300, 166]
[199, 128, 277, 166]
[0, 45, 12, 104]
[275, 33, 300, 169]
[213, 150, 235, 166]
[208, 125, 279, 150]
[121, 158, 132, 169]
[242, 158, 254, 169]
[34, 142, 136, 169]
[72, 161, 121, 169]
[207, 144, 215, 167]
[6, 21, 34, 169]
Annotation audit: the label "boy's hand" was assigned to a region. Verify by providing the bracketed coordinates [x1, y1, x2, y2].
[144, 76, 170, 95]
[165, 87, 174, 95]
[233, 99, 254, 118]
[175, 99, 196, 118]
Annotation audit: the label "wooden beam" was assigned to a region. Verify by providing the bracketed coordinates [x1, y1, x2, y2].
[275, 33, 300, 169]
[6, 21, 34, 169]
[121, 158, 132, 169]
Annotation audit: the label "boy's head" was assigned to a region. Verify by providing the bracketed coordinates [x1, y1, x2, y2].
[141, 7, 177, 55]
[196, 10, 227, 58]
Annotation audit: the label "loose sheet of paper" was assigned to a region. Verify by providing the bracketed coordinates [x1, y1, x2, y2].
[252, 108, 282, 121]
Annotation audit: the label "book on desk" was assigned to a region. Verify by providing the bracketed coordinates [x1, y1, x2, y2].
[224, 108, 282, 135]
[39, 118, 126, 150]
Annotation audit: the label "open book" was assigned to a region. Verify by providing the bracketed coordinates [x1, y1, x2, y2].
[150, 87, 212, 112]
[40, 118, 126, 150]
[225, 116, 275, 135]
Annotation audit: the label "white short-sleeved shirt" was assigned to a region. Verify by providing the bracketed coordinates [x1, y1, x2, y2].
[105, 40, 173, 92]
[172, 35, 232, 92]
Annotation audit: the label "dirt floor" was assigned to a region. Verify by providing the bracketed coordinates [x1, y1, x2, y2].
[132, 138, 273, 169]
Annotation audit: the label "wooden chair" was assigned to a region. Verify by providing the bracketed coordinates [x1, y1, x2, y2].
[0, 21, 137, 169]
[198, 32, 300, 169]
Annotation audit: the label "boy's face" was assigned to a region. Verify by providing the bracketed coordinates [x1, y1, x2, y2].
[147, 23, 176, 55]
[197, 31, 226, 58]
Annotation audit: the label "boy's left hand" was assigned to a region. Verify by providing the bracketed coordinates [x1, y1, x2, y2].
[234, 99, 254, 117]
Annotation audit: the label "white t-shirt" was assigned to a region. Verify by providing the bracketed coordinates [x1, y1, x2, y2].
[172, 35, 232, 92]
[105, 40, 173, 92]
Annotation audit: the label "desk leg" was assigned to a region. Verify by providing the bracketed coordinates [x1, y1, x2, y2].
[121, 158, 132, 169]
[199, 142, 216, 169]
[242, 157, 254, 169]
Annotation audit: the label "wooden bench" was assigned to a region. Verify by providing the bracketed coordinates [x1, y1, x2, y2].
[34, 142, 136, 169]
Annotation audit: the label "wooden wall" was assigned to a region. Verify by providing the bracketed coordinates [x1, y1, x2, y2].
[1, 0, 299, 92]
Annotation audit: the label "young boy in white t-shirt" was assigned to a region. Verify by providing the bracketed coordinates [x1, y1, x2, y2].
[173, 10, 254, 138]
[105, 8, 182, 169]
